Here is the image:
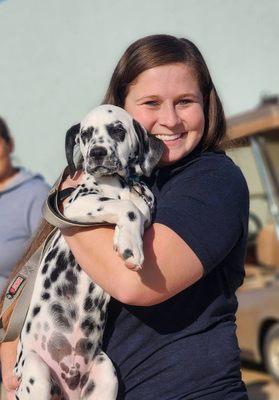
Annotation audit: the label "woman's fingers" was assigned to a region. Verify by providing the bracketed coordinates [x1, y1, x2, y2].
[0, 339, 20, 399]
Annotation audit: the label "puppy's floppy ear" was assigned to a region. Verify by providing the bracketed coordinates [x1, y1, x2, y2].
[65, 123, 80, 176]
[133, 119, 164, 176]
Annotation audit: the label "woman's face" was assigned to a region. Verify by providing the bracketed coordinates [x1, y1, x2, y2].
[124, 63, 205, 165]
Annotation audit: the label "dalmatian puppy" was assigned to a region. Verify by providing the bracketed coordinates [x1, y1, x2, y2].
[14, 105, 163, 400]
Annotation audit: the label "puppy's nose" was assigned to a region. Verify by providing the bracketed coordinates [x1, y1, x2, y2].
[89, 146, 107, 159]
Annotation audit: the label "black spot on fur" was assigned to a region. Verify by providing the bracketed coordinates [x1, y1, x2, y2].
[81, 317, 95, 337]
[17, 350, 23, 364]
[50, 267, 60, 282]
[108, 109, 112, 113]
[42, 292, 50, 301]
[100, 310, 106, 322]
[83, 380, 95, 397]
[99, 298, 106, 309]
[80, 372, 89, 389]
[56, 283, 77, 298]
[84, 296, 94, 312]
[29, 378, 34, 385]
[50, 303, 71, 330]
[128, 211, 137, 221]
[42, 263, 49, 274]
[87, 212, 92, 216]
[45, 247, 59, 263]
[26, 321, 31, 333]
[26, 386, 30, 393]
[44, 278, 51, 289]
[32, 306, 41, 317]
[50, 382, 61, 396]
[106, 121, 126, 142]
[70, 308, 78, 321]
[52, 303, 64, 314]
[64, 372, 81, 390]
[65, 270, 78, 285]
[99, 197, 111, 201]
[123, 249, 134, 260]
[56, 251, 68, 272]
[81, 127, 94, 144]
[68, 252, 75, 265]
[76, 338, 94, 356]
[97, 206, 103, 212]
[89, 282, 95, 293]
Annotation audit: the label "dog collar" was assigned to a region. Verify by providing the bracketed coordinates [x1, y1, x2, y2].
[117, 174, 153, 212]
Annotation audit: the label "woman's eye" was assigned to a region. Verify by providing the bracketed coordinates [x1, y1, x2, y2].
[178, 99, 192, 105]
[143, 100, 159, 106]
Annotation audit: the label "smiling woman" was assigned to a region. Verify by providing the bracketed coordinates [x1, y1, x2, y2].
[1, 35, 249, 400]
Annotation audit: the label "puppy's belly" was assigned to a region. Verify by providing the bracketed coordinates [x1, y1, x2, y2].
[19, 234, 110, 392]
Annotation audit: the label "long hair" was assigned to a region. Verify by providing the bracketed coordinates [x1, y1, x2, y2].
[103, 34, 226, 150]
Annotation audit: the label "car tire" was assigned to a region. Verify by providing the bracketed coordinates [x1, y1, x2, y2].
[263, 323, 279, 382]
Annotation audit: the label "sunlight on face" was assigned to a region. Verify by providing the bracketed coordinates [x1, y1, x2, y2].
[124, 63, 205, 165]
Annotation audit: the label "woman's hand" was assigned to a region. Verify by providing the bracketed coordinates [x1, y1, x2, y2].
[0, 339, 20, 400]
[60, 169, 84, 191]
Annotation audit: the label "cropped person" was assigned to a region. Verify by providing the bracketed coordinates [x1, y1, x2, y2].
[1, 35, 249, 399]
[0, 117, 50, 294]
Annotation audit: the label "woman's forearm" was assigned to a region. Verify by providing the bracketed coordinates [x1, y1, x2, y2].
[62, 223, 203, 306]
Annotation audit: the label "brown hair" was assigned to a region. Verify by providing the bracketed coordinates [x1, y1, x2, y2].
[103, 34, 226, 150]
[0, 117, 12, 144]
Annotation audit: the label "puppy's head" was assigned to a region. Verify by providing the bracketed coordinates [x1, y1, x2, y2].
[65, 105, 163, 177]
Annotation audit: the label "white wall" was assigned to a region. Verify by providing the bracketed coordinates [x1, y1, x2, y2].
[0, 0, 278, 183]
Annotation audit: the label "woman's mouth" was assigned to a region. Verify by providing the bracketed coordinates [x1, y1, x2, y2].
[155, 132, 186, 142]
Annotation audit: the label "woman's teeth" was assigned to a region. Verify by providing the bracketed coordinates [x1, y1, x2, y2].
[155, 133, 183, 141]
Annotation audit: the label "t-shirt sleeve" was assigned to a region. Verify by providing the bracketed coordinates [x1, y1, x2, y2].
[154, 161, 249, 275]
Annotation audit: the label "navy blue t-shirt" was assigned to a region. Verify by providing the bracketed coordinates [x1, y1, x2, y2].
[103, 148, 249, 400]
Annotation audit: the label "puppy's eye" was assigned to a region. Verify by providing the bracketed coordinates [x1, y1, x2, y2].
[80, 127, 94, 143]
[106, 121, 126, 142]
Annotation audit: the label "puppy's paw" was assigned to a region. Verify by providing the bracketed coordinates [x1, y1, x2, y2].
[114, 227, 144, 269]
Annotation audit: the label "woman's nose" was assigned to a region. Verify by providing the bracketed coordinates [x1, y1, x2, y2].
[158, 103, 181, 129]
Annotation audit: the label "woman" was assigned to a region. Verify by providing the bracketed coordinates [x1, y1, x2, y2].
[0, 117, 50, 294]
[1, 35, 249, 399]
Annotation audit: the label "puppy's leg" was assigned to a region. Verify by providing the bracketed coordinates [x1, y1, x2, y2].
[64, 198, 146, 267]
[15, 352, 52, 400]
[80, 351, 118, 400]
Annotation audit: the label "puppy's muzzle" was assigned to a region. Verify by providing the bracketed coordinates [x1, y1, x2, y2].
[86, 146, 121, 175]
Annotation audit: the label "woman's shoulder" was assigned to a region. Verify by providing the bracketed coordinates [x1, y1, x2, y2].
[168, 149, 249, 203]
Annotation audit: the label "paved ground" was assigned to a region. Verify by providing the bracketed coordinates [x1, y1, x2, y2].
[242, 361, 279, 400]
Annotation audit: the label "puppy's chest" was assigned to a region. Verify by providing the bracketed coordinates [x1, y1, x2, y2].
[68, 174, 129, 204]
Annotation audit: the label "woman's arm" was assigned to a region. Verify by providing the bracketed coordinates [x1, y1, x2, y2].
[63, 222, 203, 306]
[60, 172, 203, 306]
[0, 339, 19, 400]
